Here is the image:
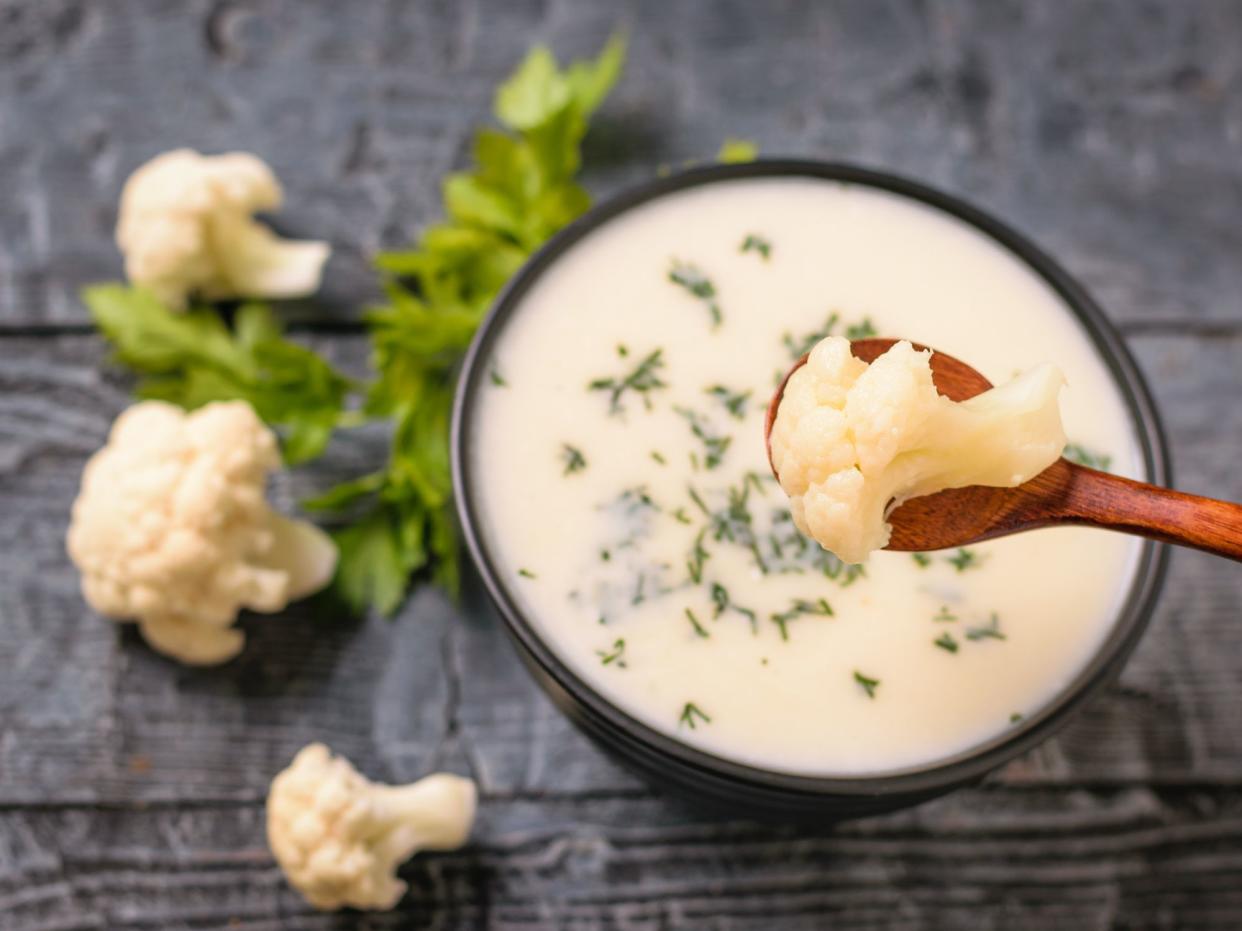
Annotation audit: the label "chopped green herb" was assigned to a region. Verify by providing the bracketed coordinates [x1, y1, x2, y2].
[705, 480, 769, 574]
[650, 450, 667, 465]
[709, 582, 758, 631]
[596, 638, 627, 667]
[679, 701, 712, 729]
[1063, 443, 1113, 472]
[934, 632, 959, 653]
[686, 529, 710, 584]
[561, 443, 587, 475]
[489, 366, 507, 387]
[740, 234, 772, 260]
[600, 549, 611, 561]
[671, 507, 692, 525]
[854, 670, 880, 699]
[675, 406, 732, 470]
[717, 139, 758, 163]
[965, 613, 1007, 642]
[769, 597, 833, 640]
[588, 348, 668, 415]
[84, 288, 352, 468]
[783, 313, 839, 360]
[616, 343, 629, 357]
[948, 548, 984, 572]
[687, 485, 711, 516]
[685, 607, 710, 639]
[912, 552, 932, 568]
[631, 572, 647, 606]
[518, 568, 536, 579]
[668, 261, 723, 327]
[932, 605, 958, 623]
[705, 384, 752, 420]
[844, 317, 877, 340]
[617, 485, 661, 514]
[1009, 712, 1024, 724]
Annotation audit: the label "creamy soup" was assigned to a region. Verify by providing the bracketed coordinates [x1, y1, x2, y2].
[468, 177, 1142, 776]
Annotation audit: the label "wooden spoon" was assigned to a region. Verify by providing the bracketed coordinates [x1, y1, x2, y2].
[764, 338, 1242, 560]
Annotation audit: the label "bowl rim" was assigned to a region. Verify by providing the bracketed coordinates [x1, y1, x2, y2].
[450, 158, 1171, 798]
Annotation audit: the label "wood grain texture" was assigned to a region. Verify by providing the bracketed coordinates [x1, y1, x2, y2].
[3, 789, 1242, 930]
[0, 333, 1241, 931]
[2, 1, 1242, 928]
[1, 0, 1241, 327]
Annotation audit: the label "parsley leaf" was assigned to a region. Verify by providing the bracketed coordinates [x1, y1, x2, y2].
[84, 285, 352, 465]
[317, 35, 626, 614]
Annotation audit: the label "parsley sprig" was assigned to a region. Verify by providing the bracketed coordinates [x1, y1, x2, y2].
[309, 35, 627, 612]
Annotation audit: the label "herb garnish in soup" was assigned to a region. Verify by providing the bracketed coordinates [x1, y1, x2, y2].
[471, 177, 1142, 776]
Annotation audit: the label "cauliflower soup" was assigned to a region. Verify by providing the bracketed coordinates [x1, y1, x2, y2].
[467, 176, 1142, 776]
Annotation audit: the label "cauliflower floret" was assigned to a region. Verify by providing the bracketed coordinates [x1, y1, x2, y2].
[117, 149, 330, 309]
[771, 337, 1066, 563]
[66, 400, 338, 664]
[267, 743, 477, 911]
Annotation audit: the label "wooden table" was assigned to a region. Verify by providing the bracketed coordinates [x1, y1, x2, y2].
[2, 2, 1240, 927]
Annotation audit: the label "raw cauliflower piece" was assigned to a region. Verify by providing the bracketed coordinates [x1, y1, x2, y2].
[267, 743, 477, 911]
[116, 148, 330, 309]
[770, 337, 1066, 563]
[66, 400, 337, 665]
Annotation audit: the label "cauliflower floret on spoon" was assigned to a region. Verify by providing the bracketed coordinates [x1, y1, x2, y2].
[66, 400, 337, 665]
[770, 336, 1067, 564]
[116, 148, 330, 309]
[267, 743, 477, 911]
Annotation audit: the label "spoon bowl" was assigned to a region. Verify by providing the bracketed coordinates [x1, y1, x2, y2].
[765, 338, 1242, 559]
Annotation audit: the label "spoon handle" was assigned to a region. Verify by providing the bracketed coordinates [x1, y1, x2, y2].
[1053, 464, 1242, 561]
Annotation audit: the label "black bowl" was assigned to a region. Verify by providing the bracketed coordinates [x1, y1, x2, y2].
[451, 160, 1170, 821]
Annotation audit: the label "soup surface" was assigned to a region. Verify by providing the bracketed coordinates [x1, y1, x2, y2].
[468, 176, 1142, 776]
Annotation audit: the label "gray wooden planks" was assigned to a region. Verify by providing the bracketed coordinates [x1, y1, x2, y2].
[4, 0, 1242, 928]
[4, 790, 1242, 929]
[0, 332, 1239, 806]
[2, 0, 1241, 326]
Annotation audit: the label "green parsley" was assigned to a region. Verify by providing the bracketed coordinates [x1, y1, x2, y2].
[932, 605, 958, 623]
[84, 288, 351, 466]
[912, 552, 932, 568]
[854, 670, 880, 699]
[679, 701, 712, 729]
[517, 568, 536, 579]
[770, 597, 833, 641]
[588, 348, 668, 414]
[651, 450, 667, 465]
[1009, 712, 1024, 724]
[686, 529, 710, 584]
[948, 548, 984, 572]
[705, 384, 752, 419]
[965, 613, 1007, 642]
[844, 317, 877, 339]
[934, 632, 959, 653]
[597, 638, 627, 667]
[489, 366, 507, 387]
[561, 443, 587, 475]
[740, 234, 772, 259]
[709, 581, 758, 631]
[675, 406, 732, 469]
[311, 35, 627, 614]
[783, 313, 839, 359]
[1063, 443, 1113, 471]
[668, 261, 723, 327]
[685, 607, 710, 639]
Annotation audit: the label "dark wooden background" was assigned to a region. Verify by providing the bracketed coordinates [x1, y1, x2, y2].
[2, 1, 1241, 928]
